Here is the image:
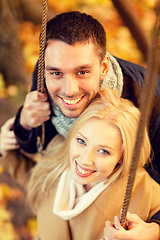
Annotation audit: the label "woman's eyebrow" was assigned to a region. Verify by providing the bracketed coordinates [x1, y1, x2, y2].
[98, 145, 114, 151]
[77, 132, 88, 141]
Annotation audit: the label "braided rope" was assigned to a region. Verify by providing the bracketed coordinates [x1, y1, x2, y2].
[36, 0, 48, 155]
[37, 0, 48, 93]
[120, 2, 160, 226]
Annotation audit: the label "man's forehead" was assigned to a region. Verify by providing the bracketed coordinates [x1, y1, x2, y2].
[45, 39, 93, 47]
[45, 40, 102, 69]
[45, 39, 100, 56]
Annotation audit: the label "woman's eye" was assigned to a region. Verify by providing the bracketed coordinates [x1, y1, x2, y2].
[76, 138, 86, 145]
[99, 149, 110, 155]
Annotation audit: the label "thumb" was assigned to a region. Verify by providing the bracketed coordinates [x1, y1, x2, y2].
[126, 212, 142, 223]
[125, 212, 143, 229]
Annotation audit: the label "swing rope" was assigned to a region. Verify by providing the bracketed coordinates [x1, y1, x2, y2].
[36, 0, 48, 155]
[37, 0, 48, 92]
[120, 2, 160, 226]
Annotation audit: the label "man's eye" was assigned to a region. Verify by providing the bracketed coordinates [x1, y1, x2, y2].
[51, 72, 62, 76]
[99, 149, 110, 155]
[77, 70, 87, 75]
[76, 138, 86, 145]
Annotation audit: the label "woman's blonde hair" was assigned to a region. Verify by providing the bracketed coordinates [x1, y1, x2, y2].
[27, 88, 151, 212]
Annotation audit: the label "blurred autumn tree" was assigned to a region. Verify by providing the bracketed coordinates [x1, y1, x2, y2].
[0, 0, 56, 87]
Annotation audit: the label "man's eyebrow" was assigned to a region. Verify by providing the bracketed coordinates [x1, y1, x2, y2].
[45, 64, 92, 72]
[45, 66, 60, 71]
[74, 64, 92, 71]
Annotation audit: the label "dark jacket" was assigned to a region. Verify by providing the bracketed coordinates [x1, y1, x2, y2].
[14, 57, 160, 183]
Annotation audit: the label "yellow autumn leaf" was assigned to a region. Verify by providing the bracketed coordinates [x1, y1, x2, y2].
[0, 184, 11, 203]
[0, 207, 16, 240]
[27, 217, 38, 237]
[0, 166, 3, 174]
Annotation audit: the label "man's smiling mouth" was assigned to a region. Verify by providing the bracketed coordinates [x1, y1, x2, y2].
[60, 96, 84, 105]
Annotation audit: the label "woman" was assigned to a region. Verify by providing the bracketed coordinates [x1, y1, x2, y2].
[27, 88, 160, 240]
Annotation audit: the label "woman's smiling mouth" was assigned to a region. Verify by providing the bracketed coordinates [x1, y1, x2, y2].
[75, 161, 96, 177]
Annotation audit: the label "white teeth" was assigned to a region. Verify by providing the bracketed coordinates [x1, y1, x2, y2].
[77, 164, 93, 175]
[63, 97, 81, 105]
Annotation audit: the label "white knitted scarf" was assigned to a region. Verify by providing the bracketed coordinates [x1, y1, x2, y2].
[50, 53, 123, 137]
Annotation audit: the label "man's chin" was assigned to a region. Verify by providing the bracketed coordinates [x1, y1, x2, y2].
[61, 110, 82, 118]
[58, 106, 86, 118]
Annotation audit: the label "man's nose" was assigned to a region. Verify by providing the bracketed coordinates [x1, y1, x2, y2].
[80, 149, 94, 166]
[63, 75, 79, 97]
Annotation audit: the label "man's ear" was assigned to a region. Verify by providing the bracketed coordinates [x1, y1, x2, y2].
[100, 54, 109, 80]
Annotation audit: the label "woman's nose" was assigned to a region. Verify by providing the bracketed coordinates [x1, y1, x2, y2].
[80, 149, 94, 166]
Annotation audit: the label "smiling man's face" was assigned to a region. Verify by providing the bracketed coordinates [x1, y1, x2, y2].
[45, 40, 109, 118]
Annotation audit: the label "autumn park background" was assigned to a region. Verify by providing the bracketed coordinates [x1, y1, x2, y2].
[0, 0, 158, 239]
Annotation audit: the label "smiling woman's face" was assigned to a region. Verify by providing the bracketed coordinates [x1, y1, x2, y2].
[69, 118, 123, 189]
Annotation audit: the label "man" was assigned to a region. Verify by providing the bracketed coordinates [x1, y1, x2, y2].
[0, 11, 160, 239]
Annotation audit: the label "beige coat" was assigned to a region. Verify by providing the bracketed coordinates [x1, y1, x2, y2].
[0, 149, 36, 186]
[0, 134, 64, 187]
[37, 168, 160, 240]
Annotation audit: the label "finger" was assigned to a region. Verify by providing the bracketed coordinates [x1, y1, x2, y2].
[32, 107, 51, 117]
[4, 144, 20, 151]
[24, 100, 50, 113]
[35, 101, 50, 111]
[26, 115, 50, 128]
[120, 210, 141, 228]
[28, 91, 48, 102]
[20, 104, 50, 129]
[1, 117, 15, 131]
[126, 212, 143, 224]
[29, 108, 51, 117]
[105, 223, 128, 240]
[0, 141, 19, 156]
[104, 221, 114, 239]
[0, 140, 19, 150]
[104, 229, 110, 240]
[1, 130, 16, 139]
[2, 137, 19, 145]
[114, 216, 123, 230]
[124, 212, 144, 230]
